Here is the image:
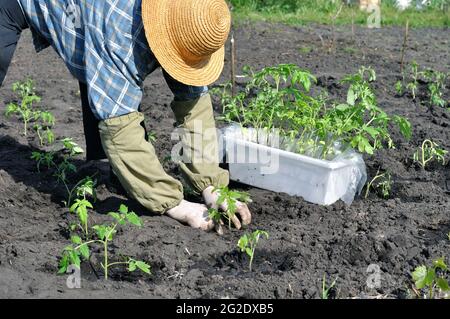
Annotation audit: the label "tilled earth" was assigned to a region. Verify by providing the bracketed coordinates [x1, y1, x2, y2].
[0, 23, 449, 298]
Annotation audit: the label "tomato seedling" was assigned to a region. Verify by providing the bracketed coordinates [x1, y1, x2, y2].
[59, 204, 151, 280]
[400, 62, 448, 110]
[207, 186, 251, 230]
[69, 176, 97, 237]
[31, 138, 84, 205]
[364, 169, 392, 199]
[413, 139, 447, 168]
[5, 79, 56, 145]
[31, 151, 55, 172]
[214, 64, 411, 160]
[406, 61, 421, 100]
[148, 131, 157, 143]
[5, 79, 41, 136]
[426, 70, 447, 109]
[395, 80, 403, 96]
[33, 111, 56, 146]
[412, 257, 449, 299]
[237, 230, 269, 272]
[321, 275, 338, 299]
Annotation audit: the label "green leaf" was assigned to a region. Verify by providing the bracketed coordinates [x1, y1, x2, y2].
[71, 236, 82, 245]
[237, 235, 248, 251]
[254, 230, 269, 240]
[69, 201, 79, 213]
[425, 268, 436, 287]
[106, 228, 116, 241]
[58, 253, 69, 274]
[128, 261, 137, 272]
[126, 212, 142, 227]
[69, 250, 81, 268]
[93, 225, 108, 241]
[245, 247, 253, 258]
[363, 126, 379, 139]
[208, 208, 221, 222]
[31, 152, 42, 161]
[433, 258, 447, 271]
[357, 137, 374, 155]
[335, 104, 349, 111]
[78, 244, 90, 260]
[119, 204, 128, 214]
[108, 212, 121, 222]
[436, 278, 450, 292]
[393, 116, 412, 140]
[67, 163, 77, 173]
[46, 129, 55, 144]
[78, 206, 88, 227]
[412, 265, 428, 289]
[135, 261, 151, 275]
[73, 146, 84, 154]
[347, 88, 356, 106]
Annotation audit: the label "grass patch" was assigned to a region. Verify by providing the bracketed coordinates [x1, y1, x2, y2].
[343, 46, 359, 55]
[298, 46, 313, 54]
[230, 1, 450, 28]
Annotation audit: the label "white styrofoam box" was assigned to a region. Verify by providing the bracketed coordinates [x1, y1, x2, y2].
[224, 134, 366, 206]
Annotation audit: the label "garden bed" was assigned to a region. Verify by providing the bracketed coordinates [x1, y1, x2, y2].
[0, 23, 449, 298]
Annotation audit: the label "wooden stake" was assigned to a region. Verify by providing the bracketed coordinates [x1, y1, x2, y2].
[444, 3, 449, 30]
[230, 32, 236, 97]
[351, 9, 355, 43]
[330, 3, 343, 53]
[400, 20, 409, 74]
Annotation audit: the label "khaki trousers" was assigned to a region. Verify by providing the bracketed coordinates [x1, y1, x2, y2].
[99, 93, 229, 213]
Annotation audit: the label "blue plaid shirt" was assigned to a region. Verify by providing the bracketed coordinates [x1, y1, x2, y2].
[18, 0, 165, 120]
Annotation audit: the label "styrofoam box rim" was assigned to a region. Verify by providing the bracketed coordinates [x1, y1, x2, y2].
[224, 136, 352, 170]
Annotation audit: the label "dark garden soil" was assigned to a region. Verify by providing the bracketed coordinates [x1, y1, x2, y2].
[0, 23, 449, 298]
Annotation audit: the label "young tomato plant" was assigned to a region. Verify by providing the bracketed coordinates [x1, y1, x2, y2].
[5, 79, 41, 135]
[406, 61, 421, 100]
[214, 64, 411, 160]
[237, 230, 269, 272]
[401, 62, 448, 110]
[322, 275, 338, 299]
[335, 67, 412, 156]
[5, 79, 56, 144]
[412, 257, 449, 299]
[395, 80, 404, 96]
[426, 70, 447, 109]
[413, 139, 447, 168]
[33, 111, 56, 146]
[57, 139, 84, 204]
[31, 151, 55, 172]
[69, 176, 97, 237]
[148, 131, 157, 143]
[207, 186, 251, 230]
[364, 169, 392, 199]
[31, 138, 84, 205]
[59, 204, 151, 280]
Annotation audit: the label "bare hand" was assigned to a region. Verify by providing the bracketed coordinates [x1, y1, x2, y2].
[202, 186, 252, 233]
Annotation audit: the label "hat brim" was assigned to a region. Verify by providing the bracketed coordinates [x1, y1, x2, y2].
[142, 0, 226, 87]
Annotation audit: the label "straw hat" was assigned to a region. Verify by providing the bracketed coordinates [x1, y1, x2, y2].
[142, 0, 231, 86]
